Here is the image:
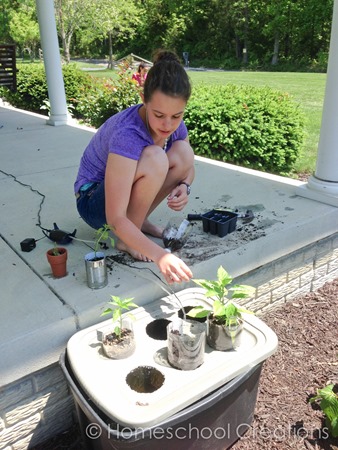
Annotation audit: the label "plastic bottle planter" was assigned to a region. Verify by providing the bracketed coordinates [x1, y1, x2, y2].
[201, 210, 237, 237]
[85, 251, 107, 289]
[162, 218, 192, 252]
[102, 317, 136, 359]
[46, 247, 68, 278]
[207, 316, 244, 351]
[167, 318, 206, 370]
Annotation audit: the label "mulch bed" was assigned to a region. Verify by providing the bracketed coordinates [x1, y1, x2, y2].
[232, 278, 338, 450]
[32, 278, 338, 450]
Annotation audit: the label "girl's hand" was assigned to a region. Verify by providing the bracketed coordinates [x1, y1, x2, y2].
[157, 252, 193, 284]
[167, 185, 189, 211]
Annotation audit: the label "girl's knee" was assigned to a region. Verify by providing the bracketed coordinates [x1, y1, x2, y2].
[169, 140, 194, 168]
[140, 145, 169, 176]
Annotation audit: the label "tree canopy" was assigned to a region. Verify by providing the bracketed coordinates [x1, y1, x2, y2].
[0, 0, 333, 71]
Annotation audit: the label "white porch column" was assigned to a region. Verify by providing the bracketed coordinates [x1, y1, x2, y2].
[296, 0, 338, 207]
[36, 0, 68, 126]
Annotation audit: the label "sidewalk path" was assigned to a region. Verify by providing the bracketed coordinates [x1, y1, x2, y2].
[1, 104, 337, 388]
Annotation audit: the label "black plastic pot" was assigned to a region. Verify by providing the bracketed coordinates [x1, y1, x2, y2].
[201, 210, 237, 237]
[60, 350, 263, 450]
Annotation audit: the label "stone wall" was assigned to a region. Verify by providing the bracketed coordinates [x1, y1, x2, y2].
[0, 365, 74, 449]
[0, 232, 337, 449]
[236, 232, 338, 313]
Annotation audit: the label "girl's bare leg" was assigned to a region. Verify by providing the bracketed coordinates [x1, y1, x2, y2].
[141, 219, 163, 238]
[116, 145, 168, 259]
[147, 140, 195, 216]
[116, 141, 194, 260]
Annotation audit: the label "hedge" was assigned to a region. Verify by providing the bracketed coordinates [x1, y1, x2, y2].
[184, 83, 304, 175]
[0, 64, 304, 175]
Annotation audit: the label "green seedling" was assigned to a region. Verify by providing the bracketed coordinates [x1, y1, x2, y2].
[93, 224, 114, 257]
[52, 242, 61, 256]
[101, 296, 138, 338]
[309, 384, 338, 437]
[187, 265, 255, 326]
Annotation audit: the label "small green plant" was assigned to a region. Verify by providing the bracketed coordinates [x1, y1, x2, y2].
[101, 296, 138, 338]
[52, 242, 61, 256]
[93, 224, 114, 257]
[309, 384, 338, 437]
[187, 266, 255, 326]
[40, 98, 74, 117]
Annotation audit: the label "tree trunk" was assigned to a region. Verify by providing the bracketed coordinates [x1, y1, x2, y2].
[242, 0, 249, 65]
[271, 31, 280, 65]
[64, 33, 72, 64]
[235, 35, 241, 59]
[107, 31, 113, 69]
[56, 2, 70, 63]
[242, 40, 249, 65]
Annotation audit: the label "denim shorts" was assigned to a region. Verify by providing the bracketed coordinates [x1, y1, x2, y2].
[76, 181, 107, 230]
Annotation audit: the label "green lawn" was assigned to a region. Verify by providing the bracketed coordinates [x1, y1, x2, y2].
[75, 61, 113, 74]
[81, 63, 326, 175]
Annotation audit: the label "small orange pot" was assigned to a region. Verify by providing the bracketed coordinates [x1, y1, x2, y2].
[46, 247, 68, 278]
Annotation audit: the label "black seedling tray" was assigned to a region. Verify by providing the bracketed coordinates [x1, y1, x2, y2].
[201, 210, 237, 237]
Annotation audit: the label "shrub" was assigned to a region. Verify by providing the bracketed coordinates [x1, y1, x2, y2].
[310, 51, 329, 73]
[184, 83, 304, 175]
[0, 61, 140, 128]
[0, 62, 93, 115]
[1, 63, 48, 113]
[1, 62, 304, 175]
[75, 61, 140, 128]
[61, 64, 95, 116]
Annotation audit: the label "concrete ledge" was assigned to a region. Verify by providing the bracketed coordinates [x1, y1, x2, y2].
[0, 239, 78, 386]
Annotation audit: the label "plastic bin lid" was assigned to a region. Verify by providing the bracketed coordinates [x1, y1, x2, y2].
[67, 288, 278, 428]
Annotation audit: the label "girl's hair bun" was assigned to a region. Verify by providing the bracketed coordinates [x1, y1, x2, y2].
[153, 49, 180, 65]
[143, 48, 191, 102]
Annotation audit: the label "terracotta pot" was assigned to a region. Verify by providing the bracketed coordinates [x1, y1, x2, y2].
[46, 247, 68, 278]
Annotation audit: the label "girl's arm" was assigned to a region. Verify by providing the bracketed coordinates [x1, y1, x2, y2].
[104, 153, 192, 283]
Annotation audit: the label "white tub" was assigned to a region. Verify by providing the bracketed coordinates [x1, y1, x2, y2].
[67, 288, 278, 428]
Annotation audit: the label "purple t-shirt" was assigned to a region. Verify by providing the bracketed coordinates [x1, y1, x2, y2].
[74, 104, 188, 193]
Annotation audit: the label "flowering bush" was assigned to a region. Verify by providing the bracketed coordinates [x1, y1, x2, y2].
[0, 61, 304, 174]
[75, 61, 140, 128]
